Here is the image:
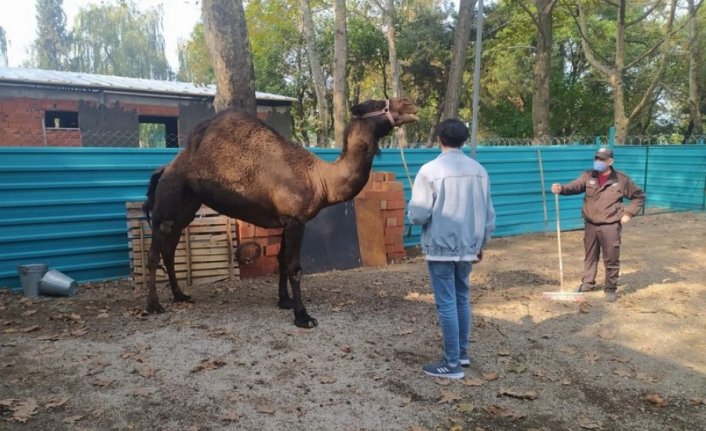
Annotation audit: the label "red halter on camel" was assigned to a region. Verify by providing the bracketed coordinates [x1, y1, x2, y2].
[357, 99, 396, 127]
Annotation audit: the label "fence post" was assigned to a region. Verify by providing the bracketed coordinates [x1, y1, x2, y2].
[642, 145, 649, 215]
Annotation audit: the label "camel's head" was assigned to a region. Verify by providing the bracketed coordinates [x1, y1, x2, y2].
[350, 97, 419, 127]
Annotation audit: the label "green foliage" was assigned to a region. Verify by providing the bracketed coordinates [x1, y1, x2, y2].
[68, 0, 171, 79]
[177, 24, 213, 84]
[0, 27, 7, 66]
[31, 0, 71, 70]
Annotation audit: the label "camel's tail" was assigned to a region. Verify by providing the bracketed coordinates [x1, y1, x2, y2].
[143, 166, 165, 226]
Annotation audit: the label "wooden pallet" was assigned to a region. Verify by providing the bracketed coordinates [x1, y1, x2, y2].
[126, 202, 239, 288]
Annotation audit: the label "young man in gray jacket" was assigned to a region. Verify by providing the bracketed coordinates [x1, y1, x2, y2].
[408, 119, 496, 379]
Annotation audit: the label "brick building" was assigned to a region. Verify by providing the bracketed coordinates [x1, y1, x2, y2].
[0, 67, 294, 148]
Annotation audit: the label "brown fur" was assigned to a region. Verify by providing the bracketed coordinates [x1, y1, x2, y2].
[143, 98, 418, 327]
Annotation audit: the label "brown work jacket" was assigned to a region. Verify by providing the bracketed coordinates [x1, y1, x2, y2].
[561, 168, 646, 224]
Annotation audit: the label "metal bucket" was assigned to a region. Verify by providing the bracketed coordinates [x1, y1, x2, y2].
[17, 264, 49, 297]
[39, 269, 77, 297]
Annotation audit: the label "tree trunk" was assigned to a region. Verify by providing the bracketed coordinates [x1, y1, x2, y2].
[202, 0, 257, 114]
[300, 0, 330, 146]
[383, 0, 410, 149]
[441, 0, 476, 121]
[687, 0, 703, 136]
[332, 0, 348, 148]
[576, 0, 676, 144]
[530, 0, 556, 144]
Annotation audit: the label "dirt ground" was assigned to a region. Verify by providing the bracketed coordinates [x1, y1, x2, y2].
[1, 211, 705, 431]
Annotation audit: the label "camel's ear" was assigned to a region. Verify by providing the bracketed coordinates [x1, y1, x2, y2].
[349, 102, 366, 117]
[350, 99, 381, 117]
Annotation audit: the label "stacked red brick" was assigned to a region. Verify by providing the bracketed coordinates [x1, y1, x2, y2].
[356, 172, 407, 262]
[235, 221, 283, 278]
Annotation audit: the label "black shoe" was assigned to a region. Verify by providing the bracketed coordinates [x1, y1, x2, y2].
[604, 290, 617, 302]
[578, 283, 597, 293]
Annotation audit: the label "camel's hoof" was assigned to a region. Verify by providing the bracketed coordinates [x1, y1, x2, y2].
[278, 298, 294, 310]
[294, 315, 318, 329]
[146, 302, 165, 314]
[174, 293, 192, 303]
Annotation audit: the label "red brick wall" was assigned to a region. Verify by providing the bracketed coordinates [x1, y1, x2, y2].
[0, 98, 80, 146]
[356, 172, 407, 262]
[0, 97, 183, 147]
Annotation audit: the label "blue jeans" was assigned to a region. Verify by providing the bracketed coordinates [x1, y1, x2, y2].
[427, 260, 472, 366]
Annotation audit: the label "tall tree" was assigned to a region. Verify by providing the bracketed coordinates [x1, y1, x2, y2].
[32, 0, 70, 70]
[300, 0, 330, 145]
[69, 0, 170, 79]
[686, 0, 704, 136]
[516, 0, 557, 143]
[441, 0, 476, 121]
[332, 0, 348, 147]
[0, 27, 7, 67]
[202, 0, 257, 113]
[575, 0, 677, 143]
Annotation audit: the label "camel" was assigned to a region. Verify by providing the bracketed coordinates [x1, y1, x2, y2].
[142, 97, 418, 327]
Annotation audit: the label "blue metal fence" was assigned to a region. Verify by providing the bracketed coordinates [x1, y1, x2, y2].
[1, 144, 704, 291]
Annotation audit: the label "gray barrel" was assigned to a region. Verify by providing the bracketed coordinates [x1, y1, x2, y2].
[17, 264, 49, 297]
[39, 269, 78, 297]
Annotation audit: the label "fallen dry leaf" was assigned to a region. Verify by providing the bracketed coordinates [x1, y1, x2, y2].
[688, 398, 704, 406]
[5, 398, 38, 423]
[21, 310, 37, 317]
[90, 378, 115, 388]
[256, 404, 275, 414]
[433, 378, 452, 386]
[221, 410, 241, 422]
[482, 371, 500, 381]
[340, 345, 352, 353]
[456, 402, 474, 413]
[597, 329, 615, 340]
[136, 365, 157, 378]
[191, 358, 226, 373]
[645, 393, 668, 407]
[397, 329, 414, 335]
[318, 374, 336, 384]
[438, 389, 462, 404]
[399, 396, 412, 407]
[63, 415, 83, 424]
[559, 346, 576, 355]
[585, 352, 600, 364]
[578, 418, 602, 429]
[44, 396, 70, 409]
[459, 377, 484, 386]
[483, 404, 525, 421]
[20, 325, 40, 333]
[132, 387, 155, 397]
[613, 368, 634, 378]
[498, 388, 539, 400]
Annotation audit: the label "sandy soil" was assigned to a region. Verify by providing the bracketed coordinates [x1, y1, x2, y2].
[1, 211, 705, 431]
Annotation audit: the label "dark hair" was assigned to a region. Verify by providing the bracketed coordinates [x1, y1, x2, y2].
[436, 119, 469, 148]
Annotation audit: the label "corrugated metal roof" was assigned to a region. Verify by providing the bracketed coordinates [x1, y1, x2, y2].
[0, 67, 295, 102]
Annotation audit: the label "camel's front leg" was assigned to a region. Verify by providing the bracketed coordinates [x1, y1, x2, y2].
[282, 219, 317, 328]
[277, 233, 293, 309]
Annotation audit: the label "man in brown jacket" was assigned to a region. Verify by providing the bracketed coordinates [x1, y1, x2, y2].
[551, 147, 645, 302]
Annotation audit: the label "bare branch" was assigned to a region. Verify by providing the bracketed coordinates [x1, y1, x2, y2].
[628, 0, 677, 121]
[568, 1, 612, 78]
[625, 0, 662, 28]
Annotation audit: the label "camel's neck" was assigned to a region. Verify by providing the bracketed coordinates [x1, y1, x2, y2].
[317, 123, 380, 205]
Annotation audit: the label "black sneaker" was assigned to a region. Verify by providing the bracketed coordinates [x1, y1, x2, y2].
[578, 283, 597, 293]
[604, 290, 617, 302]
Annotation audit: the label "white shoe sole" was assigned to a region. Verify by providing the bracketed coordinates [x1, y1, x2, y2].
[423, 370, 465, 379]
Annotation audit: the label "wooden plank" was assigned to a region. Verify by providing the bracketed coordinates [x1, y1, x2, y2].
[354, 197, 388, 266]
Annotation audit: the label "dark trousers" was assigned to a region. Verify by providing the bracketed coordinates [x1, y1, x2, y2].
[582, 221, 621, 290]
